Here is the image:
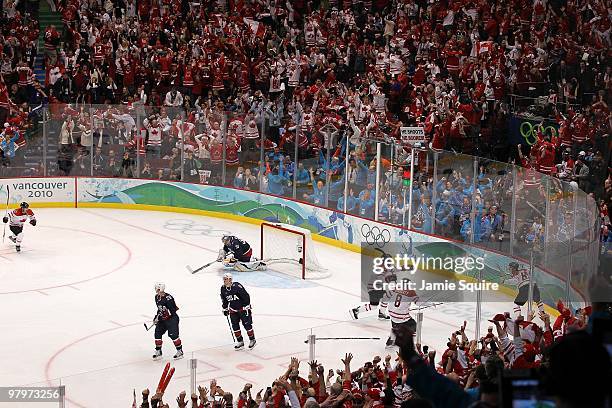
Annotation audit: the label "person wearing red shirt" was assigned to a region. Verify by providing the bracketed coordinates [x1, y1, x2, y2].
[537, 138, 556, 175]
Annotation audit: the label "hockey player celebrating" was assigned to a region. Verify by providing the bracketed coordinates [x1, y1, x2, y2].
[218, 235, 266, 272]
[152, 282, 184, 361]
[503, 262, 545, 317]
[3, 202, 36, 252]
[350, 253, 396, 320]
[220, 273, 256, 350]
[386, 278, 419, 347]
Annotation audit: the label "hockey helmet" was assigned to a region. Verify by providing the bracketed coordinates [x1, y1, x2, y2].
[223, 272, 233, 281]
[221, 235, 231, 244]
[508, 261, 519, 270]
[154, 282, 165, 293]
[20, 202, 29, 209]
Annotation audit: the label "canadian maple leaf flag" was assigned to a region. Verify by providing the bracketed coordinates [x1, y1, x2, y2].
[476, 41, 493, 55]
[180, 121, 195, 137]
[244, 18, 266, 38]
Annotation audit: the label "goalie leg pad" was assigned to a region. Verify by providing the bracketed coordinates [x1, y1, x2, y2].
[222, 256, 237, 268]
[233, 260, 267, 272]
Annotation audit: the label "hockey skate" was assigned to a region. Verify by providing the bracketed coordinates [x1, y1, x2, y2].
[385, 337, 395, 348]
[8, 236, 16, 244]
[350, 308, 359, 320]
[378, 310, 390, 320]
[234, 340, 245, 350]
[248, 339, 257, 349]
[15, 245, 21, 253]
[173, 349, 184, 360]
[152, 349, 163, 360]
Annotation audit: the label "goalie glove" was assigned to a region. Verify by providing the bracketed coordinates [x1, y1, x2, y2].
[222, 254, 236, 268]
[217, 249, 226, 262]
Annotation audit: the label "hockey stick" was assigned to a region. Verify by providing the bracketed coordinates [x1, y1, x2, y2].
[187, 259, 219, 274]
[2, 185, 9, 244]
[226, 314, 236, 342]
[304, 337, 380, 343]
[409, 302, 444, 311]
[144, 316, 158, 331]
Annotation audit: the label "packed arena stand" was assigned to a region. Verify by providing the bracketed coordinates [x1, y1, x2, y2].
[0, 0, 610, 405]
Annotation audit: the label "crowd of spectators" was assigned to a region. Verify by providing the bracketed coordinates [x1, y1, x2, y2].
[132, 277, 611, 408]
[1, 0, 609, 247]
[1, 1, 611, 406]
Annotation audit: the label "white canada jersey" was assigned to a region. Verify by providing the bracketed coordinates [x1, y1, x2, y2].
[505, 268, 530, 288]
[7, 208, 36, 227]
[387, 289, 418, 323]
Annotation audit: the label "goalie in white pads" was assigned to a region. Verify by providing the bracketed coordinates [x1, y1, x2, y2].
[219, 235, 267, 272]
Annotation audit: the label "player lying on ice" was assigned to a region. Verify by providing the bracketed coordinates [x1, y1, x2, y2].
[218, 235, 267, 272]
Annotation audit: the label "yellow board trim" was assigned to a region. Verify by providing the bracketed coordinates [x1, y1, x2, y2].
[35, 201, 560, 317]
[27, 202, 75, 208]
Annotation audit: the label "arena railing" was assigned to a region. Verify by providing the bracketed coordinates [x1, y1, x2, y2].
[1, 104, 601, 307]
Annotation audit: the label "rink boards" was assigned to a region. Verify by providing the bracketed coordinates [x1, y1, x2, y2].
[0, 177, 583, 310]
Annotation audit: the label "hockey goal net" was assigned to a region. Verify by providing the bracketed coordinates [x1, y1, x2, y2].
[260, 223, 330, 279]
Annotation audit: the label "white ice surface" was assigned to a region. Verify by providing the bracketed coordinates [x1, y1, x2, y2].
[0, 208, 514, 407]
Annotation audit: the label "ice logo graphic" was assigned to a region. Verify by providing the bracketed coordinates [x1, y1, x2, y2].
[163, 219, 231, 237]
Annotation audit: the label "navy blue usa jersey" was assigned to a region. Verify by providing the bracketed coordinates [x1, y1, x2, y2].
[155, 292, 179, 320]
[224, 236, 251, 258]
[221, 282, 251, 311]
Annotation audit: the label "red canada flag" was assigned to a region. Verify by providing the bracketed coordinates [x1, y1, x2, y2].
[476, 41, 493, 55]
[244, 18, 266, 38]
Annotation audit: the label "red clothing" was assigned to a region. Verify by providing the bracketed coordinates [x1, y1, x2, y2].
[537, 142, 556, 174]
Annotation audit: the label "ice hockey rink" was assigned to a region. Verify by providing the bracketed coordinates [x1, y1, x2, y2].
[1, 208, 515, 407]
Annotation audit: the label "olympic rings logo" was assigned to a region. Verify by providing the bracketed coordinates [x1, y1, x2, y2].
[361, 224, 391, 247]
[519, 122, 557, 146]
[164, 219, 232, 237]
